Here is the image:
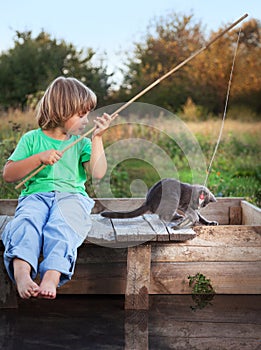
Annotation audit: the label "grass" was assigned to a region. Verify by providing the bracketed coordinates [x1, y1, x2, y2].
[0, 109, 260, 207]
[101, 117, 261, 206]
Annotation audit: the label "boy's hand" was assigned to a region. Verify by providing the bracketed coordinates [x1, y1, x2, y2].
[92, 113, 115, 138]
[39, 149, 63, 165]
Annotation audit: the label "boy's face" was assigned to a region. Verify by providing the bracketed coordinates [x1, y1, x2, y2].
[64, 112, 89, 135]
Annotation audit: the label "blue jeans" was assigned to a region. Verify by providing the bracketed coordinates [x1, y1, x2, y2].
[2, 192, 94, 286]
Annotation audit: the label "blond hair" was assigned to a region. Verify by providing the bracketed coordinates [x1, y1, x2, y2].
[36, 76, 97, 129]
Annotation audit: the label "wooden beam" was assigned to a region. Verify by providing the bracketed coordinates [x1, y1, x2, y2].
[112, 217, 156, 244]
[86, 214, 116, 247]
[125, 311, 148, 350]
[229, 206, 242, 225]
[143, 214, 167, 241]
[151, 245, 261, 262]
[150, 261, 261, 294]
[125, 244, 151, 310]
[150, 294, 261, 322]
[193, 225, 261, 246]
[58, 263, 126, 294]
[167, 226, 196, 241]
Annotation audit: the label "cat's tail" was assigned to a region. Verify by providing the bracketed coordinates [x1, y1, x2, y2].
[101, 203, 149, 219]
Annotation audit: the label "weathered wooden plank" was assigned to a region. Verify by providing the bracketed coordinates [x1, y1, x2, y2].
[60, 254, 261, 297]
[125, 245, 151, 310]
[1, 218, 260, 247]
[76, 243, 261, 264]
[149, 295, 261, 343]
[58, 259, 261, 295]
[229, 206, 242, 225]
[241, 200, 261, 225]
[149, 296, 261, 346]
[77, 246, 127, 264]
[149, 321, 261, 350]
[167, 226, 197, 241]
[112, 217, 155, 243]
[86, 214, 116, 247]
[151, 244, 261, 262]
[143, 214, 197, 242]
[150, 261, 261, 294]
[58, 263, 126, 294]
[150, 295, 261, 322]
[191, 225, 261, 246]
[143, 214, 168, 241]
[149, 338, 260, 350]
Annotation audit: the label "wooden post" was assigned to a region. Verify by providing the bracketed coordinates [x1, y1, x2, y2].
[229, 206, 242, 225]
[125, 244, 151, 310]
[125, 311, 148, 350]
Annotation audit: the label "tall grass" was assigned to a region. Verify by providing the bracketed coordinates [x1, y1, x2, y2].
[100, 117, 260, 206]
[0, 109, 260, 206]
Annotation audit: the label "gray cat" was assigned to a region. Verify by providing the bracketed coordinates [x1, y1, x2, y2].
[101, 178, 218, 228]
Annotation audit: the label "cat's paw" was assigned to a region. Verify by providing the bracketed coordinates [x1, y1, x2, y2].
[207, 221, 219, 226]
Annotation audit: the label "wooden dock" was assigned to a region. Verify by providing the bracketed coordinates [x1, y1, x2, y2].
[0, 197, 261, 310]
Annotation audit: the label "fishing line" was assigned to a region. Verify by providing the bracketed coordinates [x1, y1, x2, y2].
[203, 28, 242, 188]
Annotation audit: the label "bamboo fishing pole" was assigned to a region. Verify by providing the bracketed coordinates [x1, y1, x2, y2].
[15, 13, 248, 190]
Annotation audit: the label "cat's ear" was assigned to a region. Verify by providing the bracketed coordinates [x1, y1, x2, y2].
[198, 191, 205, 206]
[208, 192, 216, 203]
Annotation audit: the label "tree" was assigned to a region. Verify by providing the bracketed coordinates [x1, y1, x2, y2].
[230, 19, 261, 113]
[0, 30, 112, 109]
[115, 13, 205, 112]
[188, 18, 261, 114]
[115, 13, 261, 116]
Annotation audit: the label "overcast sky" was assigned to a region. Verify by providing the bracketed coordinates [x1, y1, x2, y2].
[1, 0, 259, 82]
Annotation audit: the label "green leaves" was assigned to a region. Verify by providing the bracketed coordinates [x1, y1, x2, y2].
[188, 273, 216, 311]
[0, 30, 112, 110]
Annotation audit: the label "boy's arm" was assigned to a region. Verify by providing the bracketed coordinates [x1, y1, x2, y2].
[83, 113, 113, 179]
[85, 135, 107, 179]
[3, 149, 63, 183]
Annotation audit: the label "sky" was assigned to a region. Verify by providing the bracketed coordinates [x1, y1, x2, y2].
[1, 0, 260, 83]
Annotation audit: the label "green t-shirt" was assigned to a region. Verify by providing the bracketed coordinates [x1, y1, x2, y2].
[9, 129, 92, 197]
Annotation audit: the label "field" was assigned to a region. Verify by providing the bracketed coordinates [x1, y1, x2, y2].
[0, 109, 260, 206]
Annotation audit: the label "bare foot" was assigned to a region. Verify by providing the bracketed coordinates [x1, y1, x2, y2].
[13, 258, 39, 299]
[39, 270, 61, 299]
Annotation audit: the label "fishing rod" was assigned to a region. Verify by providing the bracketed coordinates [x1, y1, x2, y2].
[15, 13, 248, 190]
